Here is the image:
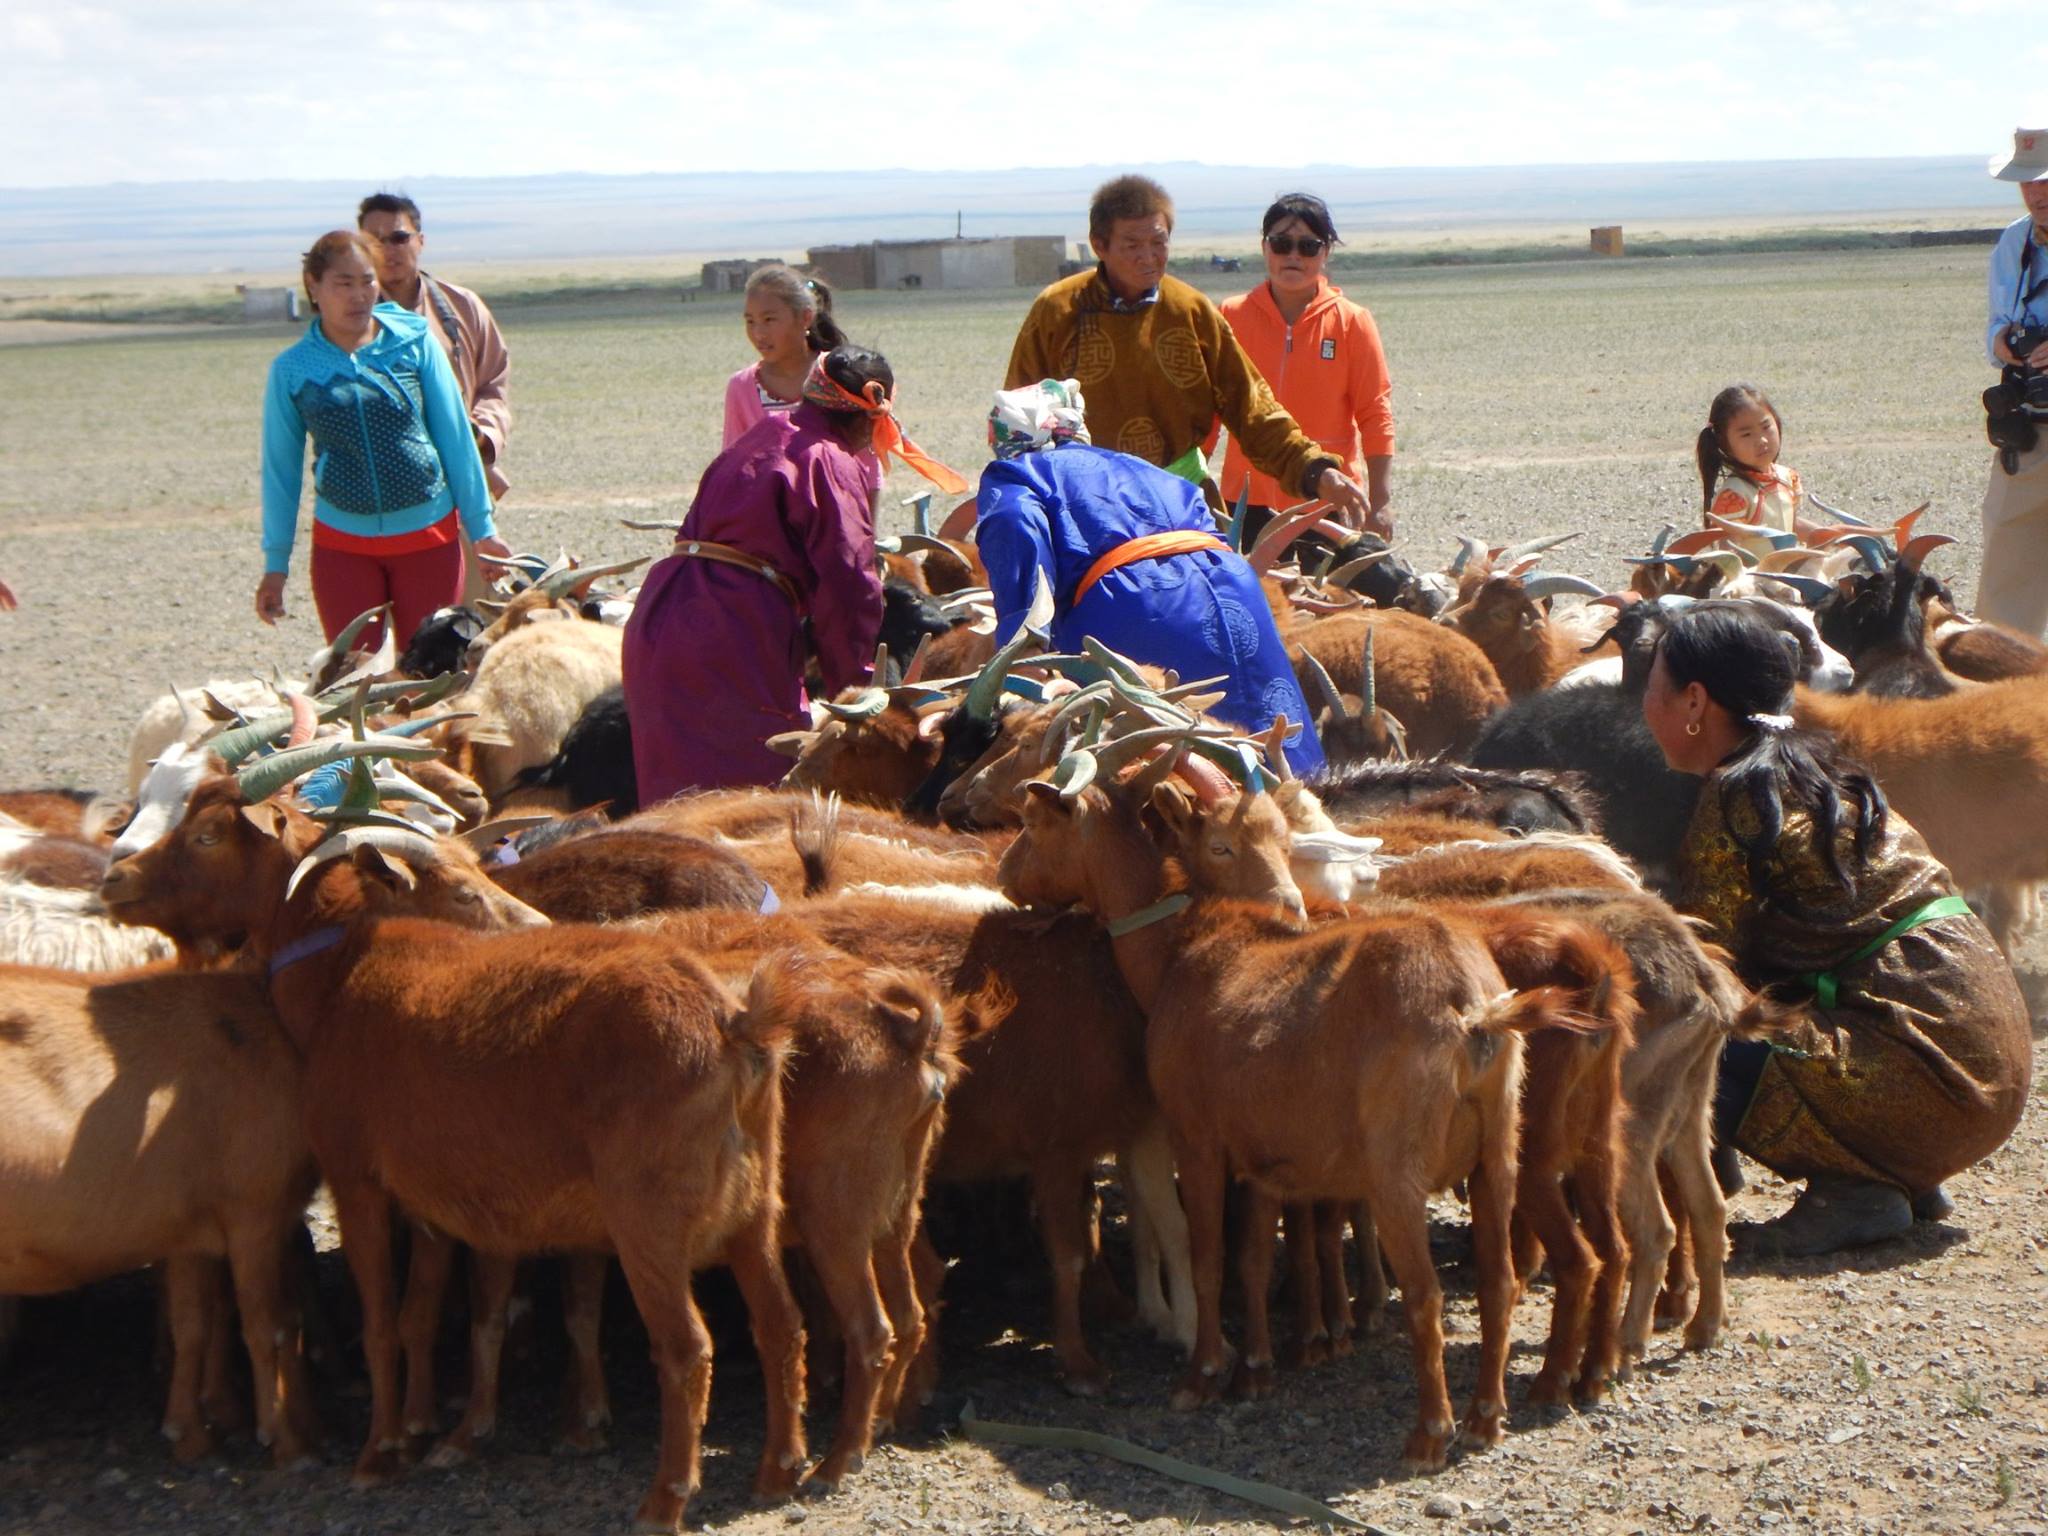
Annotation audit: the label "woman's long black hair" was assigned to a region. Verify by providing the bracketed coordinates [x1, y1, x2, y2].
[1657, 604, 1886, 902]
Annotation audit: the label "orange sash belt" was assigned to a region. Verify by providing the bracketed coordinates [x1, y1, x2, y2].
[1072, 531, 1229, 605]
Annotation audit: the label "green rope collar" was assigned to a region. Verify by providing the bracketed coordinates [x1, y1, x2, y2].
[1105, 892, 1191, 937]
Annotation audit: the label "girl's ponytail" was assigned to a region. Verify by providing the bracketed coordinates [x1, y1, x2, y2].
[1696, 424, 1725, 513]
[804, 276, 849, 353]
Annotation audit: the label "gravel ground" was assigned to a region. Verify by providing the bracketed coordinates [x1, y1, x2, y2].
[2, 250, 2044, 1533]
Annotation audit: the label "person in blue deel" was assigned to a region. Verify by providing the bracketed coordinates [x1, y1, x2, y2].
[974, 379, 1324, 775]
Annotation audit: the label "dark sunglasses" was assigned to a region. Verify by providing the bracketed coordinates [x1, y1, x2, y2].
[375, 231, 417, 247]
[1265, 234, 1327, 257]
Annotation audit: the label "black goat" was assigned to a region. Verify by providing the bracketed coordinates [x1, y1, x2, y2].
[513, 685, 637, 816]
[399, 605, 486, 679]
[1813, 559, 1957, 698]
[1307, 758, 1602, 838]
[880, 577, 956, 680]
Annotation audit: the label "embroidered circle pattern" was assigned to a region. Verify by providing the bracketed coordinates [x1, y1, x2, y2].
[1116, 416, 1165, 463]
[1071, 318, 1114, 386]
[1153, 327, 1207, 392]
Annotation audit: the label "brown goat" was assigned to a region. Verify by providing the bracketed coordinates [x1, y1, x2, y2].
[0, 789, 129, 845]
[100, 780, 810, 1531]
[1292, 608, 1507, 756]
[795, 893, 1195, 1396]
[1442, 573, 1602, 698]
[999, 773, 1586, 1468]
[489, 827, 771, 920]
[1793, 674, 2048, 949]
[770, 694, 946, 807]
[0, 965, 318, 1465]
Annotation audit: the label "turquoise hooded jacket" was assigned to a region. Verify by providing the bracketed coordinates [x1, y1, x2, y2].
[260, 303, 496, 574]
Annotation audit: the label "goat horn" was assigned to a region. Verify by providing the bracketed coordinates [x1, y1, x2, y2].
[1804, 495, 1870, 528]
[1519, 572, 1608, 601]
[1225, 476, 1252, 554]
[1892, 503, 1932, 546]
[1088, 723, 1197, 777]
[1498, 531, 1582, 562]
[1245, 500, 1336, 576]
[963, 569, 1055, 721]
[620, 517, 686, 533]
[1757, 573, 1836, 605]
[1182, 735, 1275, 796]
[236, 736, 439, 805]
[367, 710, 478, 740]
[1362, 626, 1379, 718]
[204, 708, 310, 768]
[367, 772, 459, 820]
[1263, 714, 1295, 782]
[1326, 549, 1392, 589]
[1300, 649, 1350, 721]
[286, 825, 444, 902]
[1647, 522, 1676, 558]
[765, 730, 817, 758]
[1038, 682, 1116, 766]
[1447, 535, 1487, 576]
[456, 813, 553, 851]
[821, 688, 889, 721]
[905, 491, 934, 538]
[895, 533, 967, 561]
[318, 604, 392, 668]
[871, 642, 890, 681]
[283, 691, 318, 748]
[538, 555, 649, 601]
[1161, 674, 1230, 702]
[1046, 751, 1097, 803]
[1899, 532, 1955, 571]
[1828, 533, 1892, 572]
[899, 633, 935, 686]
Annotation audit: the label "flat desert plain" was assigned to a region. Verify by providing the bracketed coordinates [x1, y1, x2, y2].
[0, 245, 2044, 1536]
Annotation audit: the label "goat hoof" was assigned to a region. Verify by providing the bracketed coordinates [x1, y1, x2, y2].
[812, 1447, 862, 1490]
[1526, 1372, 1572, 1408]
[631, 1486, 688, 1533]
[1683, 1319, 1722, 1353]
[555, 1423, 609, 1456]
[752, 1455, 806, 1503]
[1460, 1405, 1508, 1449]
[1230, 1359, 1276, 1400]
[1284, 1332, 1331, 1370]
[1169, 1366, 1226, 1412]
[423, 1435, 475, 1470]
[351, 1446, 407, 1488]
[1060, 1363, 1109, 1398]
[1327, 1327, 1356, 1359]
[1400, 1425, 1450, 1471]
[1572, 1373, 1612, 1407]
[166, 1423, 216, 1464]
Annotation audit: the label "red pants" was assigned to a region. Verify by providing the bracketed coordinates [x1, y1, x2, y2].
[311, 538, 465, 651]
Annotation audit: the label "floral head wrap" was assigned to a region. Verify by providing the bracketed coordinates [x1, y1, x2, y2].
[988, 379, 1091, 459]
[802, 355, 968, 494]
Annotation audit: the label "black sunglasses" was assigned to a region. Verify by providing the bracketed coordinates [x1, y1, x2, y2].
[1265, 234, 1327, 257]
[375, 230, 417, 247]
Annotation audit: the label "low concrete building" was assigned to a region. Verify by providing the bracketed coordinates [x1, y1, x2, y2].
[808, 235, 1065, 291]
[238, 285, 300, 321]
[700, 258, 779, 293]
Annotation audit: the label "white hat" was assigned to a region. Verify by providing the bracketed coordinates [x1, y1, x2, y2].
[1989, 127, 2048, 183]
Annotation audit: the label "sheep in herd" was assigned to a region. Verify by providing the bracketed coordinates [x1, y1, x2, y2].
[0, 788, 128, 846]
[465, 556, 649, 662]
[506, 684, 637, 817]
[997, 752, 1616, 1466]
[0, 965, 317, 1463]
[100, 778, 807, 1532]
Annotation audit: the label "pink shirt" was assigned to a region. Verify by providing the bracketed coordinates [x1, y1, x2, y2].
[724, 364, 883, 498]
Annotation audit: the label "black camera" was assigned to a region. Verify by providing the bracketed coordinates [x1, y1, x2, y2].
[2006, 322, 2048, 363]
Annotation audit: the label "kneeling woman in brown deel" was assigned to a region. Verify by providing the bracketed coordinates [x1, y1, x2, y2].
[624, 344, 964, 802]
[1641, 604, 2032, 1255]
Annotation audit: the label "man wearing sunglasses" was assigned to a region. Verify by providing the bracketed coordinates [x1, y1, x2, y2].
[357, 191, 513, 514]
[1006, 175, 1383, 537]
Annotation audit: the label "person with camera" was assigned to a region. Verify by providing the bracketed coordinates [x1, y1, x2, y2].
[1978, 128, 2048, 637]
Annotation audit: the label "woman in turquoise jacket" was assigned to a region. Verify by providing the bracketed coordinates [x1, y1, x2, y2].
[257, 229, 509, 647]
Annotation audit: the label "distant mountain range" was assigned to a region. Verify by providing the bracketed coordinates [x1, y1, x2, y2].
[0, 157, 2015, 277]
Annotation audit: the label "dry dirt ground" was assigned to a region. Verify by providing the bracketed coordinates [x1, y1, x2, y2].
[2, 247, 2045, 1534]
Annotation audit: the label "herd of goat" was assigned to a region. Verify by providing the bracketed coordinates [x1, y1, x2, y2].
[3, 495, 2047, 1531]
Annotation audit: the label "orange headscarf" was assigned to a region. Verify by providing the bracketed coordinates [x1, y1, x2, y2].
[802, 358, 969, 494]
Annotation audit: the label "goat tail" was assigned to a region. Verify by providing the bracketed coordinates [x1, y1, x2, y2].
[790, 790, 843, 897]
[1471, 913, 1640, 1040]
[864, 964, 958, 1068]
[733, 951, 807, 1067]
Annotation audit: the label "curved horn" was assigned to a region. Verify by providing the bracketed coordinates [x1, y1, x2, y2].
[1161, 674, 1230, 703]
[1298, 650, 1350, 721]
[1899, 532, 1955, 572]
[820, 688, 889, 722]
[1804, 495, 1871, 528]
[1262, 714, 1295, 782]
[1759, 573, 1838, 605]
[364, 710, 478, 740]
[1245, 500, 1330, 575]
[963, 570, 1054, 721]
[456, 814, 554, 852]
[538, 555, 649, 601]
[1647, 522, 1676, 559]
[1498, 531, 1582, 562]
[1326, 549, 1392, 589]
[765, 730, 817, 759]
[900, 633, 934, 685]
[906, 490, 934, 537]
[1828, 533, 1892, 572]
[620, 517, 686, 533]
[235, 736, 438, 806]
[1447, 534, 1487, 577]
[283, 691, 318, 748]
[895, 533, 968, 561]
[1046, 751, 1097, 803]
[1361, 626, 1378, 718]
[1891, 503, 1931, 547]
[1225, 476, 1252, 554]
[286, 825, 445, 902]
[1037, 682, 1115, 766]
[1519, 572, 1608, 601]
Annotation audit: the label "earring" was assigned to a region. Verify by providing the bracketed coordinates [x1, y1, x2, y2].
[1685, 721, 1701, 737]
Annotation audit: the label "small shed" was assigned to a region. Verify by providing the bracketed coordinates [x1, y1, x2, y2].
[806, 244, 877, 292]
[700, 258, 779, 293]
[238, 285, 300, 321]
[1590, 226, 1625, 257]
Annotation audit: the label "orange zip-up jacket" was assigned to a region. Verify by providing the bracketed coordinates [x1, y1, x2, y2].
[1211, 279, 1394, 509]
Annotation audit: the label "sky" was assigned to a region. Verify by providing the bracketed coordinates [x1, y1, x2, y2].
[3, 0, 2044, 190]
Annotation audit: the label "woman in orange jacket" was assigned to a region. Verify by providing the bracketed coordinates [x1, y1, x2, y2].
[1214, 193, 1395, 540]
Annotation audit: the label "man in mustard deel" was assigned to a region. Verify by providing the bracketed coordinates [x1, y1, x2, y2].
[1005, 175, 1384, 537]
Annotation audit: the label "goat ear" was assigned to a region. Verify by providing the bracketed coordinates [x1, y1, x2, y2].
[1146, 781, 1200, 842]
[916, 710, 948, 740]
[1021, 779, 1067, 811]
[239, 801, 289, 839]
[351, 842, 418, 891]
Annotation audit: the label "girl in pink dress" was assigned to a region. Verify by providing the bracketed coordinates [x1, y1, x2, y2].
[723, 266, 882, 502]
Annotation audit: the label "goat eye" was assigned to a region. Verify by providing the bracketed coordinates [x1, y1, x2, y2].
[1210, 842, 1233, 858]
[455, 887, 479, 903]
[193, 833, 219, 847]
